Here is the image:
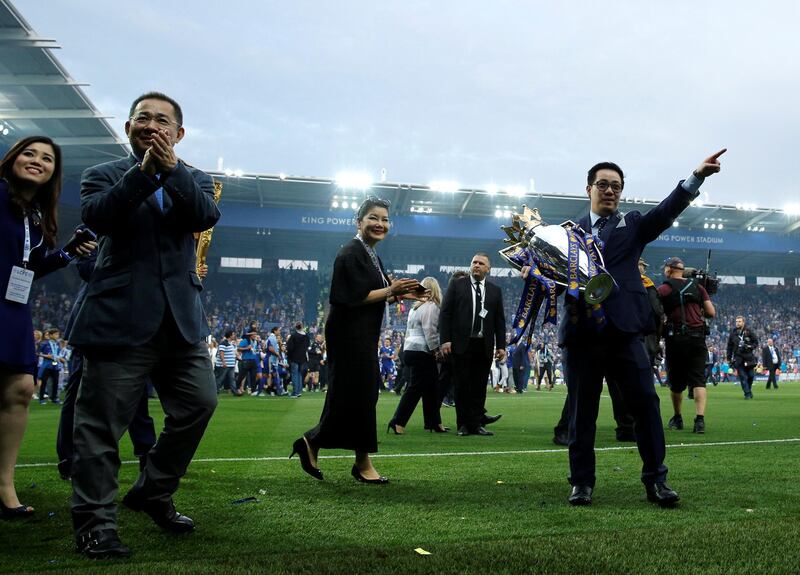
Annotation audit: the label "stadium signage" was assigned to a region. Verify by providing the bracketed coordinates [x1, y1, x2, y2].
[218, 206, 800, 254]
[657, 233, 725, 245]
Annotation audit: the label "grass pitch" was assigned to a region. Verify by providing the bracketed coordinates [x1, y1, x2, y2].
[3, 382, 799, 574]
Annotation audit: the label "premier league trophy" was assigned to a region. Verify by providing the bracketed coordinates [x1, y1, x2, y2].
[499, 206, 616, 345]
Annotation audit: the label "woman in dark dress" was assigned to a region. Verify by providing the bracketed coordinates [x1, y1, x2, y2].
[291, 197, 426, 483]
[0, 136, 95, 519]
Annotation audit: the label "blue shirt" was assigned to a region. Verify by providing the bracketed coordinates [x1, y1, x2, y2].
[38, 340, 60, 371]
[216, 340, 237, 367]
[380, 345, 395, 365]
[238, 337, 258, 361]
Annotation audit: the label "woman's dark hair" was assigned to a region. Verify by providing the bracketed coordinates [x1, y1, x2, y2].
[0, 135, 62, 248]
[356, 196, 391, 220]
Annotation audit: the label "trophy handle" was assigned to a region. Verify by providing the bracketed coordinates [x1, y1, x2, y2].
[584, 273, 615, 305]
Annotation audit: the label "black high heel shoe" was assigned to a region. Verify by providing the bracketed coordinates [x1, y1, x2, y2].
[1, 502, 34, 519]
[351, 465, 389, 484]
[386, 420, 402, 435]
[426, 425, 450, 433]
[289, 437, 323, 480]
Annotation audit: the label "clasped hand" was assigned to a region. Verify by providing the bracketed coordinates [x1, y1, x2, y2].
[140, 129, 178, 176]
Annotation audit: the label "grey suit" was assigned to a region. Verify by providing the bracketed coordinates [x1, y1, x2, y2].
[70, 154, 220, 536]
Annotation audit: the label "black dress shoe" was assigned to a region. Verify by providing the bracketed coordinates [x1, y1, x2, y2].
[552, 433, 569, 446]
[568, 485, 593, 506]
[122, 491, 195, 533]
[351, 465, 389, 484]
[616, 430, 636, 442]
[473, 426, 494, 436]
[457, 426, 471, 436]
[1, 502, 34, 519]
[645, 482, 680, 507]
[289, 437, 323, 480]
[481, 414, 503, 426]
[76, 529, 131, 559]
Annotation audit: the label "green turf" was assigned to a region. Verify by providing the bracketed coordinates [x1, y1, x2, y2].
[3, 383, 799, 574]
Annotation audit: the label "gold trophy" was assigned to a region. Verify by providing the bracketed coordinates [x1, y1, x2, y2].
[195, 179, 223, 279]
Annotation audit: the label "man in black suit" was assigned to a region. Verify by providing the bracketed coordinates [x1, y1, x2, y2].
[68, 92, 220, 558]
[440, 253, 506, 436]
[761, 338, 781, 390]
[558, 149, 725, 508]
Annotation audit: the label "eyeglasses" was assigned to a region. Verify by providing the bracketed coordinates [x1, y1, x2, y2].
[130, 114, 180, 128]
[592, 180, 623, 194]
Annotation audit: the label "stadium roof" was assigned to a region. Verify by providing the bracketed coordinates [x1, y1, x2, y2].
[2, 0, 799, 278]
[0, 0, 129, 185]
[209, 171, 800, 236]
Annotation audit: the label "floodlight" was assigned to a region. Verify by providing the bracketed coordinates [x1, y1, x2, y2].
[335, 172, 373, 190]
[331, 201, 339, 208]
[429, 180, 460, 193]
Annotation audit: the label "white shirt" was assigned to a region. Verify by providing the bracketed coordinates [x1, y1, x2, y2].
[470, 276, 486, 320]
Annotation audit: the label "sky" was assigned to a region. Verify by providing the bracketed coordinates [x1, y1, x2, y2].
[15, 0, 800, 207]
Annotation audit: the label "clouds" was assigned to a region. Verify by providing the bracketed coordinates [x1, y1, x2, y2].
[16, 0, 800, 204]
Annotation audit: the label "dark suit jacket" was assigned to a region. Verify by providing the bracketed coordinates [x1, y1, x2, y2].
[558, 182, 696, 346]
[63, 251, 97, 341]
[761, 345, 782, 369]
[69, 154, 220, 347]
[439, 276, 506, 357]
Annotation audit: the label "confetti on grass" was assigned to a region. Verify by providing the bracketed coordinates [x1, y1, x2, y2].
[414, 548, 431, 555]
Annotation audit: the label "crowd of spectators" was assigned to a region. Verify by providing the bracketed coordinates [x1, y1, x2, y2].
[27, 268, 800, 403]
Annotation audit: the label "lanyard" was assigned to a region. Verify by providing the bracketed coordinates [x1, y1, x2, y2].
[355, 234, 389, 288]
[22, 215, 44, 268]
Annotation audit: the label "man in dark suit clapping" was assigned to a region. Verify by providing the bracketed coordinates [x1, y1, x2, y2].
[440, 253, 506, 436]
[68, 92, 220, 558]
[761, 338, 781, 390]
[560, 150, 726, 508]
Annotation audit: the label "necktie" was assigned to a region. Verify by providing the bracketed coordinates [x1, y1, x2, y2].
[595, 217, 609, 234]
[472, 281, 483, 337]
[154, 187, 164, 211]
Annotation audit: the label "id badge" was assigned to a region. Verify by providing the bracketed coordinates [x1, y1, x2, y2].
[5, 266, 35, 304]
[479, 308, 488, 319]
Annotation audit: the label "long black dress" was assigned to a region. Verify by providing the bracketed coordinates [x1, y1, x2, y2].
[305, 238, 388, 453]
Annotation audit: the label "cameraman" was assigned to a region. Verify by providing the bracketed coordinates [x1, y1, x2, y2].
[657, 257, 715, 434]
[726, 315, 759, 399]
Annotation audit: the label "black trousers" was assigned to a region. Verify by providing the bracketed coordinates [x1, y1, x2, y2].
[452, 339, 493, 430]
[237, 359, 258, 391]
[553, 380, 634, 438]
[564, 330, 667, 488]
[392, 350, 441, 429]
[766, 368, 779, 388]
[57, 351, 156, 478]
[40, 367, 60, 401]
[71, 315, 217, 536]
[513, 366, 530, 392]
[537, 362, 554, 387]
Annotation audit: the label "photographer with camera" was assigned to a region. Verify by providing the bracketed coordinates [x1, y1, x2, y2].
[726, 315, 759, 399]
[657, 257, 715, 434]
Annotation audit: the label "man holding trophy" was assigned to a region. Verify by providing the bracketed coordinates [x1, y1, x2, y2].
[506, 149, 725, 507]
[561, 151, 726, 506]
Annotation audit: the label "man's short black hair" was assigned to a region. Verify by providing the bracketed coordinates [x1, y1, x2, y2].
[224, 329, 235, 339]
[587, 162, 625, 188]
[129, 91, 183, 126]
[473, 252, 492, 264]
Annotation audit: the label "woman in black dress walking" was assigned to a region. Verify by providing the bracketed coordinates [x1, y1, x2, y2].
[291, 197, 426, 483]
